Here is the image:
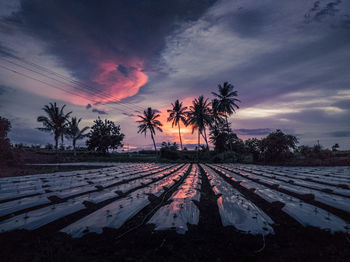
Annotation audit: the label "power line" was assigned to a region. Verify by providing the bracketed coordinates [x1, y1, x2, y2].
[0, 64, 133, 115]
[0, 56, 143, 113]
[0, 19, 146, 111]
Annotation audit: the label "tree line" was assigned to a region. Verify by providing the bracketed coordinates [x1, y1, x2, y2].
[36, 102, 124, 156]
[0, 80, 345, 165]
[136, 82, 240, 160]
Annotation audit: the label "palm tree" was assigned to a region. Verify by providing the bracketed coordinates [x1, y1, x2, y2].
[65, 117, 89, 156]
[186, 96, 212, 159]
[212, 82, 240, 127]
[167, 99, 187, 150]
[37, 102, 72, 153]
[211, 98, 225, 126]
[212, 82, 240, 150]
[137, 107, 163, 160]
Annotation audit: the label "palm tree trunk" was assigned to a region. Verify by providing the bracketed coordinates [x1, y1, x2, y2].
[61, 134, 64, 149]
[73, 139, 76, 157]
[226, 114, 233, 151]
[197, 129, 200, 162]
[203, 127, 209, 150]
[54, 136, 58, 156]
[178, 123, 183, 150]
[151, 132, 158, 161]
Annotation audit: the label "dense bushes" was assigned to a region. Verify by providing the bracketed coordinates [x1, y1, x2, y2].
[0, 116, 14, 165]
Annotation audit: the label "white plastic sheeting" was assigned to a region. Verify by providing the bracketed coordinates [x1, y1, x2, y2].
[61, 165, 190, 237]
[61, 191, 150, 237]
[0, 195, 51, 217]
[220, 164, 350, 213]
[215, 164, 350, 233]
[1, 163, 349, 236]
[148, 164, 201, 234]
[0, 163, 166, 202]
[0, 198, 85, 232]
[202, 165, 274, 235]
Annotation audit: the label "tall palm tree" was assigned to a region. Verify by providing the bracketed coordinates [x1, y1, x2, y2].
[211, 98, 225, 126]
[212, 81, 240, 128]
[65, 117, 89, 156]
[137, 107, 163, 160]
[212, 82, 240, 150]
[186, 96, 212, 159]
[37, 102, 71, 153]
[167, 99, 187, 150]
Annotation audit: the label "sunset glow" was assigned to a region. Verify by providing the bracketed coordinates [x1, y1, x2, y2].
[0, 0, 349, 150]
[92, 60, 148, 104]
[158, 97, 199, 145]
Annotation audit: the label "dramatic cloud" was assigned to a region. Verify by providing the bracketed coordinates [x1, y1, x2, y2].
[327, 131, 350, 137]
[1, 0, 217, 104]
[234, 128, 272, 136]
[304, 0, 350, 27]
[0, 0, 349, 149]
[91, 108, 108, 115]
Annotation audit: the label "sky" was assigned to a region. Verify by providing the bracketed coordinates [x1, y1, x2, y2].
[0, 0, 349, 150]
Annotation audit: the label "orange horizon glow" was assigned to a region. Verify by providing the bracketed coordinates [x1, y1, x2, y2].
[157, 97, 199, 145]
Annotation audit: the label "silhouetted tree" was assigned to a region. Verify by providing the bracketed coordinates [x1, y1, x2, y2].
[210, 99, 225, 127]
[209, 122, 227, 153]
[86, 117, 124, 154]
[298, 145, 311, 158]
[186, 96, 212, 159]
[245, 138, 262, 161]
[332, 143, 339, 152]
[212, 82, 240, 150]
[167, 99, 187, 150]
[37, 102, 72, 154]
[137, 107, 163, 160]
[229, 133, 245, 154]
[160, 142, 179, 160]
[0, 116, 13, 165]
[260, 129, 298, 162]
[65, 117, 89, 156]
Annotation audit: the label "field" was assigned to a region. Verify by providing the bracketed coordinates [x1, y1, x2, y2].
[0, 163, 349, 261]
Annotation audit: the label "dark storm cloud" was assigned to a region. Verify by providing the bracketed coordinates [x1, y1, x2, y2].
[224, 30, 350, 107]
[277, 109, 349, 124]
[327, 130, 350, 137]
[92, 108, 107, 115]
[305, 0, 350, 28]
[5, 0, 217, 95]
[305, 0, 341, 22]
[0, 85, 6, 96]
[332, 100, 350, 110]
[0, 85, 16, 98]
[117, 65, 131, 78]
[122, 112, 135, 117]
[8, 127, 52, 145]
[0, 43, 17, 58]
[233, 128, 272, 136]
[223, 8, 268, 37]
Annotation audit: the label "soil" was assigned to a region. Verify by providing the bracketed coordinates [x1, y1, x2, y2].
[0, 164, 349, 262]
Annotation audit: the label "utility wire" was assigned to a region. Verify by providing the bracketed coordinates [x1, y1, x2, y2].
[0, 56, 142, 113]
[0, 19, 146, 111]
[0, 64, 133, 115]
